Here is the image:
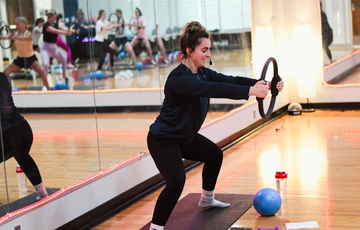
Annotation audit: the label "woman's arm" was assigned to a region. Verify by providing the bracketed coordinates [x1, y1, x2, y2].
[46, 25, 72, 36]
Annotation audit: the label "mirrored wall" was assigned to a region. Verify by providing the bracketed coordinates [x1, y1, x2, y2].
[0, 0, 357, 218]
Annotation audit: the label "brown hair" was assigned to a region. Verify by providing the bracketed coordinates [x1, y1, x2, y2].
[98, 9, 105, 20]
[179, 21, 210, 60]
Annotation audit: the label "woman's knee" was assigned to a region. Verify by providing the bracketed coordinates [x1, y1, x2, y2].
[166, 172, 186, 192]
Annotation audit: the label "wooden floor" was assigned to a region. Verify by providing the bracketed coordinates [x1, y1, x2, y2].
[0, 111, 227, 206]
[92, 110, 360, 230]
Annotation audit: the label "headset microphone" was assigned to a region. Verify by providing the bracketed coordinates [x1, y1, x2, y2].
[209, 58, 212, 65]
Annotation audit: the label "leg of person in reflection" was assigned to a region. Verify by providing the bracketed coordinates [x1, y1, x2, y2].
[142, 38, 156, 64]
[97, 40, 115, 74]
[323, 43, 333, 64]
[155, 19, 169, 64]
[157, 36, 169, 64]
[0, 72, 49, 200]
[110, 38, 137, 66]
[56, 35, 73, 68]
[30, 60, 50, 90]
[147, 133, 229, 230]
[41, 42, 67, 80]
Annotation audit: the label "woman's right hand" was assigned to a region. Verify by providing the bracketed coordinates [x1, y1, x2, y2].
[249, 80, 269, 98]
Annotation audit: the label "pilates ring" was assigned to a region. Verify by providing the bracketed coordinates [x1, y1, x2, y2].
[256, 57, 281, 118]
[0, 24, 14, 50]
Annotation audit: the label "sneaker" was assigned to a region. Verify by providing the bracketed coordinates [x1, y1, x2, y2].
[67, 63, 74, 69]
[164, 59, 170, 64]
[36, 194, 49, 201]
[129, 60, 134, 66]
[151, 60, 157, 65]
[42, 86, 48, 91]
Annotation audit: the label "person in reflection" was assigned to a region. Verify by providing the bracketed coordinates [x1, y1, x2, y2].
[72, 9, 97, 62]
[52, 13, 75, 69]
[0, 17, 50, 90]
[108, 9, 137, 66]
[32, 17, 45, 52]
[321, 2, 334, 64]
[95, 9, 118, 74]
[146, 21, 284, 230]
[41, 9, 72, 80]
[129, 8, 156, 65]
[0, 72, 48, 200]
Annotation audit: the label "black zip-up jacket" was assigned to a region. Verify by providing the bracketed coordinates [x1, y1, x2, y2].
[149, 63, 257, 144]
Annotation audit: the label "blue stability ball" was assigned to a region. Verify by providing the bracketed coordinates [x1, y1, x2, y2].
[253, 188, 282, 216]
[89, 71, 96, 80]
[55, 80, 66, 90]
[95, 70, 104, 80]
[135, 61, 144, 70]
[119, 51, 126, 59]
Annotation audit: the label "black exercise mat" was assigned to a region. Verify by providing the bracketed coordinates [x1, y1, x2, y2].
[140, 193, 254, 230]
[18, 86, 44, 91]
[0, 188, 60, 217]
[73, 84, 106, 90]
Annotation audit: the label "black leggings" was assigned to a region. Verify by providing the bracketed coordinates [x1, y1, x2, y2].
[323, 37, 332, 60]
[147, 131, 223, 226]
[95, 40, 114, 70]
[0, 121, 42, 186]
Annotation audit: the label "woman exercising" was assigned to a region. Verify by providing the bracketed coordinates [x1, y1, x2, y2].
[146, 21, 284, 230]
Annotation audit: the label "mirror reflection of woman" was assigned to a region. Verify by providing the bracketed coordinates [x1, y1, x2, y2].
[32, 17, 44, 52]
[129, 8, 156, 65]
[41, 9, 72, 80]
[0, 71, 48, 200]
[0, 17, 50, 90]
[108, 9, 137, 66]
[54, 13, 75, 69]
[95, 9, 118, 74]
[73, 9, 97, 62]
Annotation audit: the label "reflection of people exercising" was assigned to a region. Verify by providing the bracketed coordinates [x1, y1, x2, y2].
[0, 71, 48, 200]
[321, 2, 333, 64]
[146, 21, 284, 230]
[1, 17, 50, 90]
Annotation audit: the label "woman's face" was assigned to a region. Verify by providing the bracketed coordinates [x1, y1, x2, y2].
[135, 9, 140, 18]
[101, 11, 107, 20]
[48, 14, 57, 23]
[15, 20, 26, 32]
[188, 38, 211, 68]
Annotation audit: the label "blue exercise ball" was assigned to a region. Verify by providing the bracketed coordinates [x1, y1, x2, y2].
[135, 61, 144, 70]
[95, 70, 104, 80]
[55, 80, 66, 90]
[119, 51, 126, 60]
[253, 188, 282, 216]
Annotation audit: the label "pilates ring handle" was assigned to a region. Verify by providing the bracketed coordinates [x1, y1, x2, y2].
[256, 57, 281, 118]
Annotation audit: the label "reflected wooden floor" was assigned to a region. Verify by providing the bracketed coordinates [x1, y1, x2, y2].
[0, 111, 227, 206]
[92, 110, 360, 230]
